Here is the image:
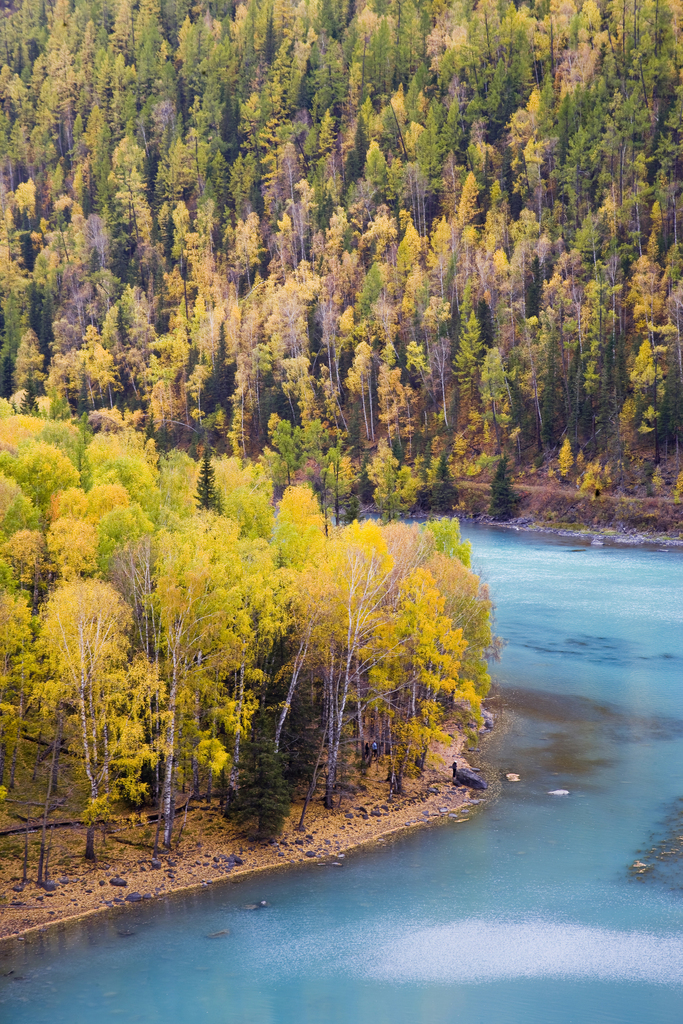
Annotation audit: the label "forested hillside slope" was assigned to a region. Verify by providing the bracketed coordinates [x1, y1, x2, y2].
[0, 0, 682, 507]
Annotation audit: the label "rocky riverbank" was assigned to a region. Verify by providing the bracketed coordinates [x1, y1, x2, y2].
[471, 515, 683, 547]
[0, 727, 492, 944]
[451, 479, 683, 539]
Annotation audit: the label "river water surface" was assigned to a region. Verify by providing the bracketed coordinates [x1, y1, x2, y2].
[2, 525, 683, 1023]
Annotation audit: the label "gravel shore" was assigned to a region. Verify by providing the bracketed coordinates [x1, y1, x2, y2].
[1, 731, 488, 944]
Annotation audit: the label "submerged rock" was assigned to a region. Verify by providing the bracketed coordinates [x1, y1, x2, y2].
[548, 789, 570, 796]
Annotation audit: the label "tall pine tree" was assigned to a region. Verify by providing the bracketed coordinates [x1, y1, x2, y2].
[195, 447, 221, 512]
[489, 456, 519, 520]
[232, 735, 290, 839]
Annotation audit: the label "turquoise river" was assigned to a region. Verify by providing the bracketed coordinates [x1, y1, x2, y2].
[2, 525, 683, 1023]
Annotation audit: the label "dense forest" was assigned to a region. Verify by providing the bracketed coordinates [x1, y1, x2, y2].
[1, 0, 683, 501]
[0, 414, 492, 856]
[0, 0, 682, 863]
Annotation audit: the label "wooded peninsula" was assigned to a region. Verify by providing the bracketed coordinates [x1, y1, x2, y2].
[0, 402, 493, 872]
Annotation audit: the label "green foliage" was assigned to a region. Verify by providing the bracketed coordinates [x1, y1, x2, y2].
[232, 735, 291, 839]
[195, 447, 221, 512]
[425, 517, 471, 567]
[430, 453, 456, 512]
[489, 457, 520, 521]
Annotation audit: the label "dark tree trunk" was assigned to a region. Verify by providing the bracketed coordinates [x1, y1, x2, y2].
[85, 825, 96, 862]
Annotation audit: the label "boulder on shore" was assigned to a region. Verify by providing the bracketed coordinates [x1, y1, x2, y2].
[480, 708, 495, 731]
[454, 767, 488, 790]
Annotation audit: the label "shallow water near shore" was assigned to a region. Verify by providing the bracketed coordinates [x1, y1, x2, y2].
[3, 525, 683, 1023]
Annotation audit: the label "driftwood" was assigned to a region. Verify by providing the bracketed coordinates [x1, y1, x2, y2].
[0, 797, 195, 838]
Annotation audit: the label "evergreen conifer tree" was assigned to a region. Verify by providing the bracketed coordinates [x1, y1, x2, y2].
[431, 452, 456, 512]
[345, 112, 368, 183]
[263, 7, 275, 64]
[489, 456, 519, 520]
[358, 454, 373, 503]
[195, 446, 221, 512]
[526, 255, 542, 319]
[342, 494, 361, 524]
[20, 231, 35, 272]
[347, 406, 362, 460]
[207, 324, 234, 413]
[40, 288, 54, 361]
[476, 298, 494, 349]
[21, 374, 38, 414]
[541, 332, 558, 447]
[0, 353, 13, 399]
[28, 281, 42, 338]
[233, 736, 290, 839]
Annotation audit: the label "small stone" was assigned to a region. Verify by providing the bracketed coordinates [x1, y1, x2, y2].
[151, 859, 162, 869]
[110, 877, 127, 887]
[43, 881, 58, 892]
[125, 892, 143, 902]
[305, 851, 316, 858]
[99, 880, 106, 886]
[344, 812, 354, 819]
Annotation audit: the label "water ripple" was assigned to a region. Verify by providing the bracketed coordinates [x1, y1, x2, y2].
[358, 919, 683, 985]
